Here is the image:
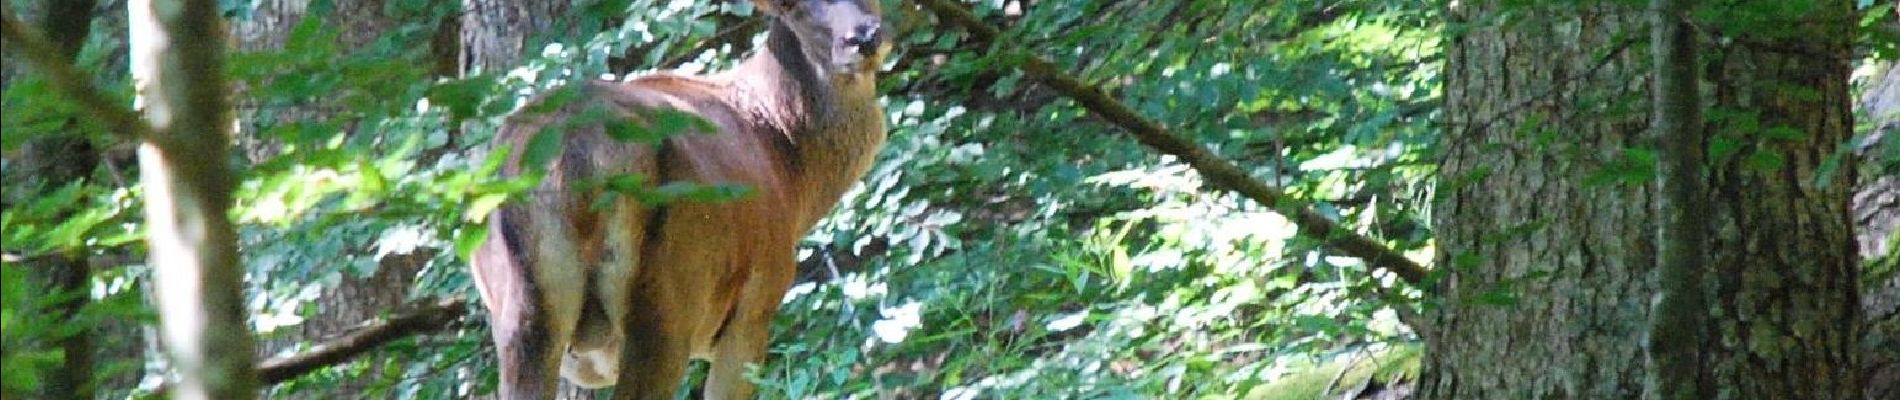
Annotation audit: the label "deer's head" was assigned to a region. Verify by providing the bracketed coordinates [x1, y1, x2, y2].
[755, 0, 889, 79]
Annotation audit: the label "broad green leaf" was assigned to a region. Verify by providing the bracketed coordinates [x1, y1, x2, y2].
[603, 118, 660, 143]
[426, 76, 498, 121]
[454, 224, 490, 262]
[1745, 150, 1785, 172]
[646, 108, 717, 137]
[464, 193, 509, 223]
[520, 127, 565, 172]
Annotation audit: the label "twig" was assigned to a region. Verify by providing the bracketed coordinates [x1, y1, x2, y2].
[1322, 348, 1371, 397]
[0, 8, 153, 141]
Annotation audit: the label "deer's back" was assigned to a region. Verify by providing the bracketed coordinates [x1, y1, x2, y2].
[495, 78, 798, 210]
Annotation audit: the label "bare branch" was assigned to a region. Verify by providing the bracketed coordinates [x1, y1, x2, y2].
[0, 7, 152, 140]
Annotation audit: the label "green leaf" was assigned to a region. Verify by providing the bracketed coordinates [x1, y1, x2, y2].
[479, 145, 512, 176]
[1744, 151, 1784, 172]
[1709, 136, 1744, 162]
[603, 118, 660, 143]
[1813, 148, 1849, 189]
[1452, 252, 1484, 269]
[464, 193, 509, 223]
[647, 108, 717, 137]
[43, 208, 112, 253]
[284, 17, 336, 58]
[1762, 126, 1804, 142]
[524, 85, 584, 115]
[348, 158, 389, 209]
[1474, 287, 1520, 306]
[639, 182, 754, 206]
[1583, 147, 1659, 187]
[520, 127, 565, 172]
[454, 224, 490, 262]
[602, 173, 650, 194]
[474, 175, 543, 197]
[425, 76, 497, 121]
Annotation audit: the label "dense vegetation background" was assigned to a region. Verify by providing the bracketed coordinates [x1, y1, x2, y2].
[0, 0, 1894, 399]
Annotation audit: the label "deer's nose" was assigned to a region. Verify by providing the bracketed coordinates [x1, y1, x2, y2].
[843, 24, 880, 56]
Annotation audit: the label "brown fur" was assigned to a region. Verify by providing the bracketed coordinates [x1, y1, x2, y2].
[469, 1, 888, 399]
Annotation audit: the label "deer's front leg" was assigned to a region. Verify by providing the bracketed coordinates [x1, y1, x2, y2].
[704, 250, 797, 400]
[613, 203, 734, 400]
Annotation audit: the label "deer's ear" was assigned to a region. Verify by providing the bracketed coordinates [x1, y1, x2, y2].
[749, 0, 792, 14]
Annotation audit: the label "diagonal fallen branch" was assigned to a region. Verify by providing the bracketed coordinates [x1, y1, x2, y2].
[145, 297, 469, 397]
[255, 297, 470, 384]
[912, 0, 1430, 286]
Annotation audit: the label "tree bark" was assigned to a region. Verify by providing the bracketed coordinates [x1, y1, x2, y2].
[1696, 3, 1859, 395]
[459, 0, 572, 72]
[1644, 0, 1707, 397]
[128, 0, 257, 399]
[1423, 1, 1860, 399]
[1855, 11, 1900, 396]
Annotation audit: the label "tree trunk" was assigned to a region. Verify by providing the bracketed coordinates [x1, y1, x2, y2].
[1856, 10, 1900, 395]
[1695, 4, 1860, 393]
[1423, 1, 1860, 399]
[129, 0, 257, 398]
[459, 0, 572, 72]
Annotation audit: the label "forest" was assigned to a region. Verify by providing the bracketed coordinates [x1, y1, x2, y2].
[1, 0, 1897, 399]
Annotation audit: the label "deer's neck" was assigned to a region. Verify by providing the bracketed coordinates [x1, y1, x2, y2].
[723, 23, 886, 226]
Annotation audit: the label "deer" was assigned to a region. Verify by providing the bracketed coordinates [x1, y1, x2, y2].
[467, 0, 889, 398]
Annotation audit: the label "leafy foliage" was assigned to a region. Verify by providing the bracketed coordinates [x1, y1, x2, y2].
[6, 0, 1892, 398]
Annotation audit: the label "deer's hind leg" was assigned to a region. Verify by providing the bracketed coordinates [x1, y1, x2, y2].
[473, 204, 587, 399]
[562, 201, 650, 387]
[563, 145, 660, 388]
